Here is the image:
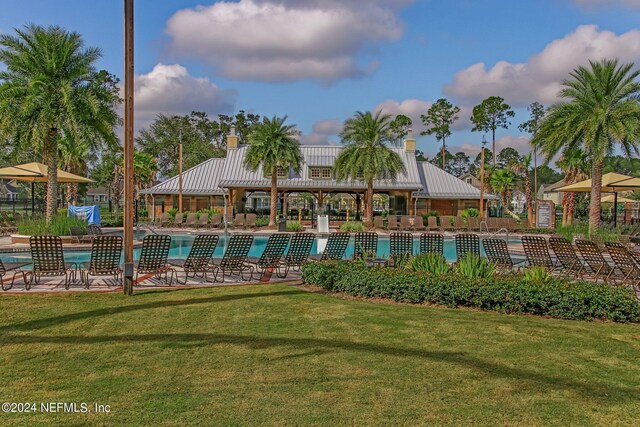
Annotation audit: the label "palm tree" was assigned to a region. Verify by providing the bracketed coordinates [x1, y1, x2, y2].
[133, 151, 158, 202]
[0, 25, 119, 221]
[556, 148, 588, 226]
[58, 136, 91, 206]
[533, 59, 640, 234]
[335, 111, 406, 226]
[508, 153, 533, 225]
[489, 168, 519, 219]
[244, 116, 303, 227]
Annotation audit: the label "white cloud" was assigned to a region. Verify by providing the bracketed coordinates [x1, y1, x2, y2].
[444, 25, 640, 106]
[573, 0, 640, 8]
[133, 63, 236, 131]
[312, 119, 342, 135]
[165, 0, 408, 82]
[445, 135, 533, 159]
[375, 98, 473, 133]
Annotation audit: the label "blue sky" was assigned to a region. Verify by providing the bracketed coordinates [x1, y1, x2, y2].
[1, 0, 639, 158]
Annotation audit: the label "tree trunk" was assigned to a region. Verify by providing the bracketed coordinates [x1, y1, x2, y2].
[66, 183, 78, 206]
[566, 192, 576, 225]
[589, 160, 603, 235]
[525, 174, 533, 226]
[45, 128, 58, 222]
[441, 137, 446, 169]
[269, 170, 277, 227]
[502, 192, 520, 220]
[492, 127, 496, 166]
[365, 180, 374, 226]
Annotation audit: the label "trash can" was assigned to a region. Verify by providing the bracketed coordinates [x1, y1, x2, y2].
[278, 214, 287, 232]
[317, 214, 329, 233]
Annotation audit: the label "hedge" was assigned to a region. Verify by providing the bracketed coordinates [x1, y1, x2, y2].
[301, 261, 640, 322]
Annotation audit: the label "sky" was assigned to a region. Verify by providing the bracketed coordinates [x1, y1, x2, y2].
[1, 0, 639, 159]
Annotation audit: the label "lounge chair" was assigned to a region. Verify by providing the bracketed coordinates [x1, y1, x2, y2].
[0, 258, 31, 291]
[210, 214, 222, 229]
[25, 236, 78, 290]
[486, 217, 499, 232]
[521, 236, 556, 270]
[173, 212, 184, 227]
[281, 232, 315, 276]
[80, 235, 123, 288]
[440, 216, 454, 231]
[400, 216, 413, 232]
[197, 213, 209, 228]
[455, 233, 480, 262]
[168, 234, 219, 284]
[453, 216, 465, 232]
[88, 224, 103, 239]
[419, 233, 444, 256]
[184, 213, 197, 228]
[70, 226, 91, 244]
[468, 217, 480, 232]
[247, 233, 290, 279]
[387, 216, 399, 231]
[245, 213, 257, 229]
[482, 238, 524, 273]
[232, 214, 245, 228]
[427, 216, 438, 232]
[389, 232, 413, 266]
[135, 234, 175, 285]
[604, 242, 640, 292]
[548, 237, 586, 279]
[210, 234, 254, 282]
[353, 232, 378, 260]
[310, 232, 350, 261]
[373, 216, 385, 230]
[413, 216, 426, 232]
[575, 239, 616, 283]
[155, 212, 170, 227]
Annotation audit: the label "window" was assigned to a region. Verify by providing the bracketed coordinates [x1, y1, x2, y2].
[264, 167, 287, 179]
[465, 177, 472, 184]
[310, 167, 332, 179]
[322, 168, 332, 179]
[311, 168, 320, 178]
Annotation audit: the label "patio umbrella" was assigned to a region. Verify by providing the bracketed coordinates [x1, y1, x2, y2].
[601, 195, 638, 204]
[556, 172, 640, 225]
[0, 162, 93, 214]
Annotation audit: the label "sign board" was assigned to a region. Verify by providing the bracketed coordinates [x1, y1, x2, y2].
[536, 200, 555, 228]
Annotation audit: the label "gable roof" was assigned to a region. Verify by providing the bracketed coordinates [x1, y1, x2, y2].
[413, 161, 496, 199]
[141, 158, 226, 195]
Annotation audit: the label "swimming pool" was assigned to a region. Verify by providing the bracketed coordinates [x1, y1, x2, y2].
[0, 234, 522, 265]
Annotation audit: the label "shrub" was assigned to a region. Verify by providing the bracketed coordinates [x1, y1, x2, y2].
[340, 221, 365, 232]
[455, 253, 496, 278]
[461, 208, 479, 218]
[255, 216, 270, 227]
[286, 221, 304, 232]
[523, 266, 551, 283]
[18, 215, 89, 236]
[408, 253, 450, 275]
[166, 207, 179, 219]
[301, 262, 640, 322]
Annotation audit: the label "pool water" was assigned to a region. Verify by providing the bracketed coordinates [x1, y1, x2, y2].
[0, 234, 519, 266]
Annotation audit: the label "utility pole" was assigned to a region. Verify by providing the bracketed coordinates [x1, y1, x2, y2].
[479, 136, 487, 219]
[178, 131, 183, 213]
[123, 0, 134, 295]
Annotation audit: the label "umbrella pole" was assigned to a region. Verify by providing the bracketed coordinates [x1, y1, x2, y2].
[613, 192, 618, 227]
[31, 182, 35, 216]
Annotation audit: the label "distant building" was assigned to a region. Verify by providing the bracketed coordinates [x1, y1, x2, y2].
[458, 173, 481, 190]
[0, 180, 21, 201]
[86, 187, 110, 203]
[537, 179, 567, 206]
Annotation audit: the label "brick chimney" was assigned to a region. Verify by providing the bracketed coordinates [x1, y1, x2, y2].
[404, 128, 416, 152]
[227, 126, 238, 149]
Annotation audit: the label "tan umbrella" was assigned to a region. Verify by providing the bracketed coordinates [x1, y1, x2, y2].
[601, 195, 638, 204]
[0, 162, 93, 213]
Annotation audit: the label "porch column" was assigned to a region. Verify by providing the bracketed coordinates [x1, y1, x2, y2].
[318, 190, 324, 214]
[227, 189, 234, 218]
[408, 192, 414, 216]
[282, 191, 288, 217]
[355, 193, 361, 221]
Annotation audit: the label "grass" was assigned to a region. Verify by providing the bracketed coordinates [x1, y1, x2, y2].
[1, 285, 639, 425]
[16, 214, 88, 236]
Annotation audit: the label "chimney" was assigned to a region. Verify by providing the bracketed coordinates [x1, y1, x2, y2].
[404, 128, 416, 152]
[226, 126, 238, 149]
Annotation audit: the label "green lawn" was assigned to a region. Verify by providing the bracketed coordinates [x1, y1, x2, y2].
[1, 285, 639, 426]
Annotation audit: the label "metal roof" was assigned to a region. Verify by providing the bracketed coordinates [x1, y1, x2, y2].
[218, 145, 423, 190]
[141, 158, 226, 195]
[306, 155, 335, 167]
[413, 161, 497, 199]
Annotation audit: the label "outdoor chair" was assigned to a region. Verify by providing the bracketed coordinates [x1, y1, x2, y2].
[427, 216, 438, 232]
[548, 237, 587, 279]
[521, 236, 556, 270]
[604, 242, 640, 293]
[468, 217, 480, 232]
[482, 238, 524, 273]
[413, 216, 426, 231]
[135, 234, 175, 285]
[505, 218, 518, 232]
[25, 236, 78, 290]
[156, 212, 170, 227]
[455, 233, 481, 262]
[373, 216, 385, 230]
[168, 234, 219, 284]
[80, 235, 123, 288]
[88, 224, 103, 239]
[310, 232, 350, 261]
[70, 226, 91, 244]
[441, 216, 454, 231]
[387, 216, 399, 231]
[419, 233, 444, 256]
[184, 213, 197, 228]
[173, 212, 184, 227]
[389, 232, 413, 266]
[400, 216, 413, 231]
[232, 214, 245, 228]
[197, 213, 209, 228]
[245, 213, 257, 229]
[247, 233, 290, 279]
[210, 234, 254, 282]
[575, 239, 615, 283]
[454, 216, 465, 231]
[210, 214, 222, 228]
[0, 258, 31, 291]
[281, 232, 315, 276]
[486, 217, 499, 232]
[353, 232, 378, 260]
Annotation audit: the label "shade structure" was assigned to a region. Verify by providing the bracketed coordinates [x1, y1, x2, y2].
[0, 162, 93, 214]
[556, 172, 640, 192]
[601, 195, 638, 204]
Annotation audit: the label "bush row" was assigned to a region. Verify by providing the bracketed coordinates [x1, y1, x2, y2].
[301, 261, 640, 322]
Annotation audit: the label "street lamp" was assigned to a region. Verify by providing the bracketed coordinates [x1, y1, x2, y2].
[479, 135, 487, 219]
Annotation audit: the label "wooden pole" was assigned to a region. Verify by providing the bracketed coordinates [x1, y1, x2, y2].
[479, 142, 486, 219]
[123, 0, 134, 295]
[178, 143, 183, 213]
